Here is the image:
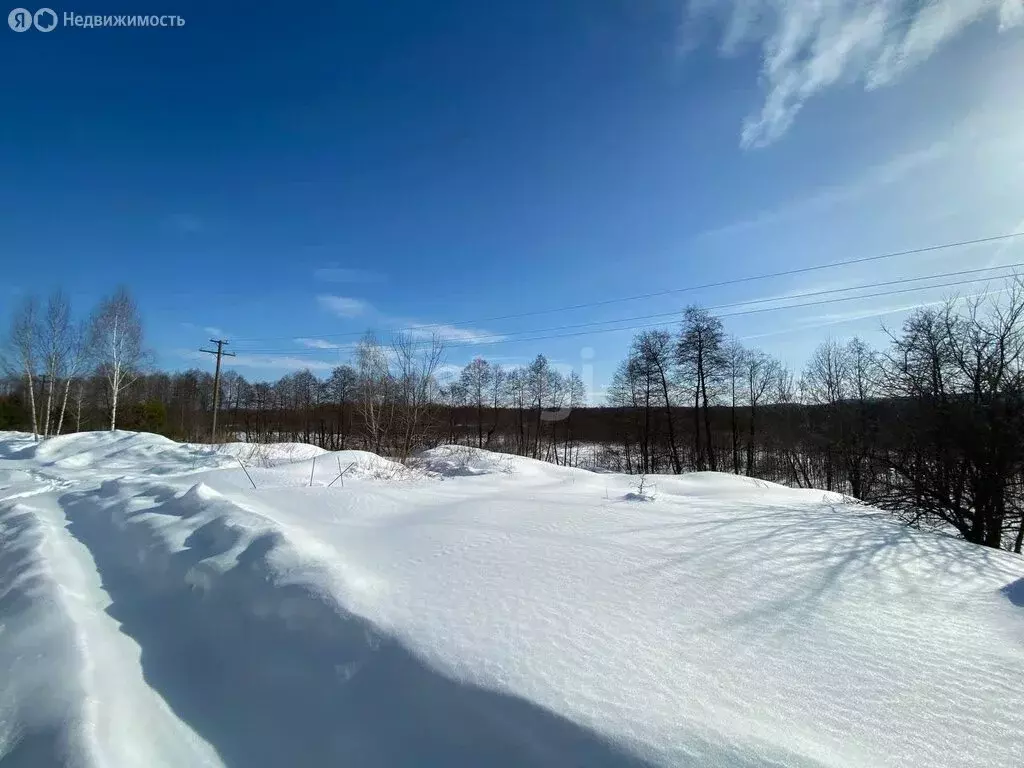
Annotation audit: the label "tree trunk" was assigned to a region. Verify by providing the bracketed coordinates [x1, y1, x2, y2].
[701, 374, 716, 472]
[658, 370, 681, 474]
[56, 377, 73, 435]
[693, 390, 701, 471]
[109, 362, 121, 431]
[747, 403, 756, 477]
[25, 371, 39, 440]
[75, 383, 83, 432]
[642, 390, 651, 474]
[43, 376, 55, 438]
[730, 379, 739, 475]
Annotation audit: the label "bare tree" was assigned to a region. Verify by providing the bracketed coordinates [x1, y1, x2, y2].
[39, 290, 74, 437]
[328, 364, 357, 449]
[608, 353, 652, 473]
[635, 330, 682, 474]
[355, 332, 392, 454]
[745, 350, 780, 477]
[505, 368, 529, 455]
[724, 338, 745, 474]
[7, 297, 41, 439]
[561, 371, 587, 466]
[487, 363, 506, 446]
[804, 339, 850, 406]
[460, 357, 493, 448]
[391, 331, 445, 460]
[527, 355, 553, 458]
[90, 287, 145, 430]
[55, 320, 90, 435]
[875, 285, 1024, 548]
[677, 306, 726, 471]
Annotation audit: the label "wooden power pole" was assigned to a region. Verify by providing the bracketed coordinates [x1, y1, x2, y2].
[200, 339, 235, 443]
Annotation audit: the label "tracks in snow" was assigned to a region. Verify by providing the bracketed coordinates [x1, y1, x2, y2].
[2, 461, 653, 767]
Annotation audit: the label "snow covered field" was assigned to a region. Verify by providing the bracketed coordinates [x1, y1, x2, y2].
[1, 431, 1022, 767]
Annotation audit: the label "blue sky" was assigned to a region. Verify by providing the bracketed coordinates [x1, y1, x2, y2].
[3, 1, 1023, 399]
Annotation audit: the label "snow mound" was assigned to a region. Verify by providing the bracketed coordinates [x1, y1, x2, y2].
[2, 431, 1023, 767]
[14, 431, 233, 476]
[50, 479, 644, 767]
[322, 450, 416, 481]
[414, 444, 587, 479]
[195, 441, 329, 468]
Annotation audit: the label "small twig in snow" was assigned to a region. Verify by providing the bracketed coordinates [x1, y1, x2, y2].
[235, 457, 257, 490]
[327, 461, 357, 489]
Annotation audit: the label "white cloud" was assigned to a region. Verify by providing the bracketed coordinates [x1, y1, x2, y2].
[313, 267, 386, 283]
[173, 348, 336, 373]
[317, 295, 369, 318]
[180, 322, 230, 338]
[230, 354, 335, 372]
[689, 0, 1023, 147]
[405, 322, 504, 344]
[295, 337, 346, 350]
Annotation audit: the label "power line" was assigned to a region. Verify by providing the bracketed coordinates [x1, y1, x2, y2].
[232, 263, 1024, 354]
[429, 271, 1019, 351]
[230, 231, 1024, 343]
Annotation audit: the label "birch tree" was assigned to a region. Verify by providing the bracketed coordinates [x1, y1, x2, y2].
[90, 287, 145, 430]
[355, 332, 392, 453]
[55, 320, 90, 435]
[7, 297, 41, 439]
[39, 290, 74, 436]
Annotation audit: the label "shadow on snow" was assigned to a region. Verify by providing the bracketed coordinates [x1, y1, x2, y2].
[59, 488, 654, 768]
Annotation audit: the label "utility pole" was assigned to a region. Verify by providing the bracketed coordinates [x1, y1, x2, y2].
[199, 339, 235, 443]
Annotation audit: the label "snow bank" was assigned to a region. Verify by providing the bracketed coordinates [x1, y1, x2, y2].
[54, 478, 646, 767]
[2, 431, 1023, 767]
[3, 431, 230, 476]
[192, 441, 329, 468]
[414, 444, 588, 479]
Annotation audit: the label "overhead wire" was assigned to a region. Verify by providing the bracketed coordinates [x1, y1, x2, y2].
[229, 231, 1024, 344]
[230, 262, 1024, 355]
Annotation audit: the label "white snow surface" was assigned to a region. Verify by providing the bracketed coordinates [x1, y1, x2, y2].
[1, 430, 1022, 767]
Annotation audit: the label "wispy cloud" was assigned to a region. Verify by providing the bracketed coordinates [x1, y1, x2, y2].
[230, 354, 336, 372]
[313, 267, 386, 283]
[317, 295, 369, 318]
[174, 349, 336, 373]
[699, 140, 950, 240]
[295, 337, 346, 350]
[688, 0, 1022, 147]
[180, 322, 230, 338]
[740, 286, 1009, 342]
[405, 322, 503, 344]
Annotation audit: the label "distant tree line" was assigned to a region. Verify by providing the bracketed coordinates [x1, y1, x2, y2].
[5, 280, 1024, 552]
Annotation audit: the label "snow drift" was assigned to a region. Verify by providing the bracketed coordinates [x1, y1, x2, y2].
[1, 430, 1022, 767]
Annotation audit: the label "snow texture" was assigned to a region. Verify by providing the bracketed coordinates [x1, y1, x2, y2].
[1, 430, 1022, 767]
